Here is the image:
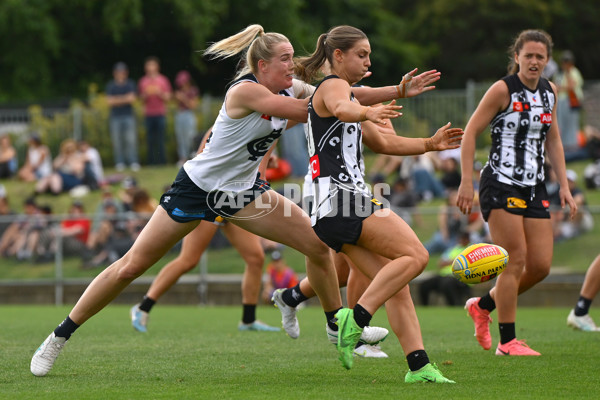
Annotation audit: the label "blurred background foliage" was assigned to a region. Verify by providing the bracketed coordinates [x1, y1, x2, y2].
[0, 0, 599, 102]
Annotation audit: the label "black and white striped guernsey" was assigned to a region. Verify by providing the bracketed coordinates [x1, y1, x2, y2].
[486, 74, 555, 187]
[305, 75, 369, 223]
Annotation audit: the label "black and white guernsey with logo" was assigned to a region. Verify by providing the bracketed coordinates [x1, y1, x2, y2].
[306, 75, 369, 224]
[485, 74, 555, 187]
[183, 74, 291, 193]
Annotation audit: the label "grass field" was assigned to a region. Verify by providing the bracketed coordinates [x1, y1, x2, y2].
[1, 305, 598, 399]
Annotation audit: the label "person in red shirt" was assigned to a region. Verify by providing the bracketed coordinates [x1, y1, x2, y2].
[138, 56, 172, 165]
[262, 250, 298, 303]
[59, 201, 91, 257]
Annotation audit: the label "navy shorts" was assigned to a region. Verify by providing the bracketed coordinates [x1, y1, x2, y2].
[479, 167, 550, 221]
[313, 190, 385, 252]
[160, 168, 271, 223]
[58, 172, 83, 191]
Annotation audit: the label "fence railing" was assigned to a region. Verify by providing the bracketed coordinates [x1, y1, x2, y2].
[1, 80, 599, 162]
[1, 205, 598, 305]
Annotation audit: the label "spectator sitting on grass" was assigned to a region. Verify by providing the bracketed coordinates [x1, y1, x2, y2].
[52, 201, 92, 258]
[83, 200, 135, 268]
[0, 197, 40, 259]
[0, 184, 15, 239]
[262, 250, 299, 304]
[555, 170, 594, 241]
[17, 134, 52, 183]
[35, 139, 86, 195]
[0, 134, 18, 179]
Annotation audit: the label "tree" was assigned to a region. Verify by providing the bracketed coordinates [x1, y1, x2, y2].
[0, 0, 598, 102]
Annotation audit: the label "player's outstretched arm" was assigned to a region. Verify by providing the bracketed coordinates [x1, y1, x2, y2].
[362, 120, 462, 156]
[352, 68, 440, 105]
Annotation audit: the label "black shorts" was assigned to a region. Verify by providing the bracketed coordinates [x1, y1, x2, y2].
[313, 190, 385, 252]
[160, 168, 271, 223]
[479, 167, 550, 221]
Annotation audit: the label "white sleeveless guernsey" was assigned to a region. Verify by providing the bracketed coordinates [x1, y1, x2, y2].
[184, 74, 292, 193]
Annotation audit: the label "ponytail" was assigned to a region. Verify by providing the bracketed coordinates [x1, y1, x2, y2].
[295, 34, 329, 84]
[204, 24, 290, 80]
[295, 26, 368, 84]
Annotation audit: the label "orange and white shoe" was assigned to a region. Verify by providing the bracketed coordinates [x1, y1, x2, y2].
[465, 297, 492, 350]
[495, 339, 541, 356]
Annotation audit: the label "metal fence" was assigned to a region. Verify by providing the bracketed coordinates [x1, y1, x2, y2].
[1, 81, 600, 304]
[1, 80, 599, 154]
[0, 205, 599, 305]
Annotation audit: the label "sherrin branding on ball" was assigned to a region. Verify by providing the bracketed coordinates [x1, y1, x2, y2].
[452, 243, 508, 285]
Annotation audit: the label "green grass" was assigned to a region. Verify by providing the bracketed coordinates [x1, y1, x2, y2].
[1, 305, 597, 399]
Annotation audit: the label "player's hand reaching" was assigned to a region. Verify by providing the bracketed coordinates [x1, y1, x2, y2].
[429, 122, 464, 151]
[400, 69, 441, 98]
[364, 100, 402, 124]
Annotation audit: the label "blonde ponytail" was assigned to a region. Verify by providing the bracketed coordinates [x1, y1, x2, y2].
[204, 24, 290, 80]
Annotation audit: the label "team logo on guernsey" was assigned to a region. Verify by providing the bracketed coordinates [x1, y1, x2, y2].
[540, 113, 552, 124]
[507, 197, 527, 209]
[513, 102, 530, 112]
[247, 128, 284, 161]
[310, 154, 320, 179]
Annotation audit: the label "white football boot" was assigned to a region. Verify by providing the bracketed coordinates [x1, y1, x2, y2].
[326, 324, 389, 345]
[567, 309, 600, 332]
[31, 332, 67, 376]
[272, 289, 300, 339]
[354, 343, 389, 358]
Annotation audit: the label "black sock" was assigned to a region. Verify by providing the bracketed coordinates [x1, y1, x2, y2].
[139, 296, 156, 313]
[574, 296, 592, 316]
[325, 308, 342, 331]
[499, 322, 516, 344]
[281, 284, 308, 308]
[406, 350, 430, 371]
[478, 293, 496, 312]
[353, 304, 372, 329]
[54, 316, 80, 340]
[242, 304, 256, 324]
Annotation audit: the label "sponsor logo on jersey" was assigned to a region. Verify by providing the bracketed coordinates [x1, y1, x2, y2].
[310, 154, 320, 179]
[465, 245, 502, 264]
[512, 102, 531, 112]
[371, 198, 382, 206]
[507, 197, 527, 209]
[542, 200, 550, 208]
[260, 114, 272, 121]
[540, 113, 552, 124]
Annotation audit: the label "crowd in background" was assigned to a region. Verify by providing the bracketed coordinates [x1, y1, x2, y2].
[0, 178, 158, 266]
[0, 52, 598, 276]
